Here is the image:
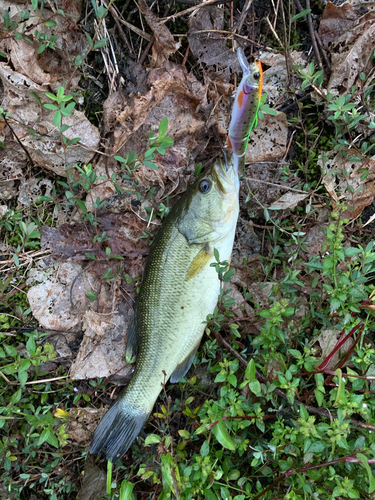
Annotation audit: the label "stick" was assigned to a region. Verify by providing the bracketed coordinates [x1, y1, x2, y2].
[245, 176, 307, 194]
[160, 0, 232, 24]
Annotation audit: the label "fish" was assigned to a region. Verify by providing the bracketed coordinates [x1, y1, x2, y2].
[89, 158, 240, 463]
[226, 47, 263, 174]
[89, 48, 262, 464]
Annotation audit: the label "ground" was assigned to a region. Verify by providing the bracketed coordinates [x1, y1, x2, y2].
[1, 0, 375, 499]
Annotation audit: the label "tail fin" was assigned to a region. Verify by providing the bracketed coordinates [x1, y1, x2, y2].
[89, 397, 148, 463]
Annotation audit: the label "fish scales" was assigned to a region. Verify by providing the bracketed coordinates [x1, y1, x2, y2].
[89, 48, 262, 464]
[89, 159, 239, 463]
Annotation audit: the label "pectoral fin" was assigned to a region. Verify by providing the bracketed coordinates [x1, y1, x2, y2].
[170, 344, 200, 383]
[186, 245, 214, 281]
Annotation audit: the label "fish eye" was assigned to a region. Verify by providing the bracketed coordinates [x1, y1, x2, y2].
[199, 179, 211, 194]
[253, 72, 260, 80]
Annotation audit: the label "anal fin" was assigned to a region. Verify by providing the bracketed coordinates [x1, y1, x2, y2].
[170, 345, 199, 383]
[125, 304, 138, 358]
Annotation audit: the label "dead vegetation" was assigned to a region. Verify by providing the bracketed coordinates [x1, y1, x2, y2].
[1, 0, 375, 498]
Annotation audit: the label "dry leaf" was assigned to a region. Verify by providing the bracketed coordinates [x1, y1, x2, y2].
[41, 210, 149, 261]
[18, 178, 53, 206]
[0, 64, 100, 174]
[70, 309, 134, 381]
[67, 408, 107, 445]
[0, 147, 23, 200]
[188, 6, 239, 75]
[245, 160, 303, 217]
[269, 191, 309, 211]
[137, 0, 179, 67]
[319, 152, 375, 219]
[319, 3, 375, 94]
[1, 0, 84, 89]
[318, 2, 363, 48]
[78, 461, 107, 500]
[261, 49, 308, 105]
[105, 62, 209, 199]
[318, 329, 354, 370]
[26, 261, 92, 330]
[245, 111, 289, 163]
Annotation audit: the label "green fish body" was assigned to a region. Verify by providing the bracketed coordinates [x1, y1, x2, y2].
[89, 159, 239, 462]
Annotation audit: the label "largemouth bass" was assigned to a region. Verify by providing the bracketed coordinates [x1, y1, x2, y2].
[89, 159, 240, 463]
[89, 49, 262, 464]
[226, 47, 263, 173]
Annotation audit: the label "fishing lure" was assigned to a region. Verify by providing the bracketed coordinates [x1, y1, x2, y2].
[226, 48, 263, 173]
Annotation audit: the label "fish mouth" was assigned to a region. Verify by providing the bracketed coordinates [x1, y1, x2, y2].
[213, 158, 237, 192]
[243, 83, 257, 95]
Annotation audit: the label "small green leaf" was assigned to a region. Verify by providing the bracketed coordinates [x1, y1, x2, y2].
[245, 359, 256, 381]
[119, 479, 135, 500]
[200, 440, 209, 458]
[211, 419, 236, 451]
[291, 8, 311, 21]
[85, 291, 97, 301]
[5, 344, 18, 357]
[53, 110, 62, 127]
[308, 441, 326, 453]
[44, 19, 57, 27]
[178, 429, 191, 440]
[18, 370, 28, 386]
[357, 453, 375, 493]
[75, 54, 83, 66]
[26, 335, 36, 354]
[76, 199, 87, 214]
[145, 434, 161, 445]
[159, 117, 168, 137]
[13, 254, 19, 267]
[143, 160, 158, 170]
[94, 38, 108, 49]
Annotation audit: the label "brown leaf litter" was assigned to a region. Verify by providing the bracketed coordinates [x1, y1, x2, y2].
[245, 111, 289, 163]
[41, 205, 149, 277]
[317, 329, 354, 371]
[137, 0, 180, 67]
[188, 6, 240, 76]
[26, 256, 136, 382]
[103, 61, 210, 200]
[244, 161, 304, 217]
[319, 2, 375, 95]
[69, 308, 134, 381]
[0, 0, 99, 175]
[319, 152, 375, 219]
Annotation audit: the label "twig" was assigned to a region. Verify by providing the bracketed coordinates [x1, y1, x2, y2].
[25, 375, 69, 385]
[314, 30, 331, 71]
[245, 176, 307, 194]
[183, 30, 261, 46]
[265, 16, 283, 48]
[117, 16, 152, 41]
[70, 262, 95, 310]
[304, 0, 323, 71]
[109, 6, 134, 54]
[160, 0, 231, 24]
[235, 0, 254, 35]
[279, 0, 291, 85]
[1, 114, 34, 166]
[138, 36, 155, 65]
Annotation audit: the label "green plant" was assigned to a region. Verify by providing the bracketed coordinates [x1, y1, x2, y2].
[114, 117, 174, 181]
